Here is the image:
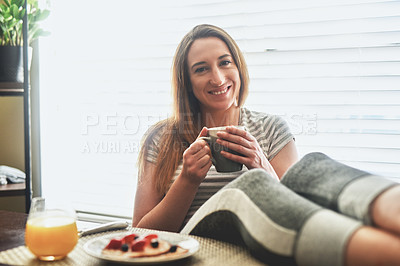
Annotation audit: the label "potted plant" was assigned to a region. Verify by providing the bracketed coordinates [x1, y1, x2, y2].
[0, 0, 50, 83]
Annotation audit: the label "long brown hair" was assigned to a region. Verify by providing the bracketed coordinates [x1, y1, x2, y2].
[137, 24, 249, 194]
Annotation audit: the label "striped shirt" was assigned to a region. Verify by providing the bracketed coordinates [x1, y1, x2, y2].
[146, 107, 294, 226]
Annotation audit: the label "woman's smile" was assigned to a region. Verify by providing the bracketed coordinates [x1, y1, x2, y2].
[208, 85, 231, 95]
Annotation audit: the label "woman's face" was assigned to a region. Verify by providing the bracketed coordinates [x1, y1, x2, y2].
[187, 37, 241, 113]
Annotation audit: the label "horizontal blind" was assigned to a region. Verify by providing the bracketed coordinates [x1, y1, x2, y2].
[39, 0, 400, 219]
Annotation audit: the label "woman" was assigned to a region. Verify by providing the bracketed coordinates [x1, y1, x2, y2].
[133, 24, 400, 265]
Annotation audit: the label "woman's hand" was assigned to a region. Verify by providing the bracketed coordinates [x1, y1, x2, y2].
[216, 126, 279, 180]
[181, 127, 212, 185]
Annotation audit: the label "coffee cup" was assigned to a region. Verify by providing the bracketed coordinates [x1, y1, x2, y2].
[200, 126, 244, 173]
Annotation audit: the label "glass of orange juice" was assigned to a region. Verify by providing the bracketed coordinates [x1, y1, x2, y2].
[25, 197, 78, 261]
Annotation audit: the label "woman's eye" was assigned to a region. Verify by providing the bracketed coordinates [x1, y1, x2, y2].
[195, 67, 207, 73]
[220, 60, 231, 66]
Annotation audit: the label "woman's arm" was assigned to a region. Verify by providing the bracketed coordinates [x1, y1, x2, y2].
[132, 161, 201, 232]
[269, 139, 298, 179]
[133, 130, 212, 232]
[132, 161, 163, 227]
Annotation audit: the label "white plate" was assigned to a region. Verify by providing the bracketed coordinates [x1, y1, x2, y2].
[83, 232, 199, 265]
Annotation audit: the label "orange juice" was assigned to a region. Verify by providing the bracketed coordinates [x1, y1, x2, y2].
[25, 214, 78, 261]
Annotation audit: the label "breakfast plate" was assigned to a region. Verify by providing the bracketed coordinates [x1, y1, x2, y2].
[83, 232, 199, 264]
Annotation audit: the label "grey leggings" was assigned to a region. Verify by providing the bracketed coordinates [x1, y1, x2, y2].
[181, 152, 396, 266]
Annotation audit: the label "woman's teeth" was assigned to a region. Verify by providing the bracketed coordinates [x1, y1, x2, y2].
[210, 87, 228, 95]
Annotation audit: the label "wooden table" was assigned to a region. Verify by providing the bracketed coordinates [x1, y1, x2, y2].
[0, 210, 27, 252]
[0, 183, 25, 197]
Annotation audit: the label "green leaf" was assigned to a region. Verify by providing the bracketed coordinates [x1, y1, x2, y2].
[10, 0, 23, 6]
[8, 18, 18, 28]
[30, 27, 42, 39]
[29, 23, 38, 32]
[2, 7, 11, 15]
[11, 4, 19, 18]
[2, 6, 11, 15]
[35, 9, 50, 21]
[27, 0, 37, 7]
[19, 9, 25, 19]
[4, 12, 13, 21]
[4, 0, 12, 8]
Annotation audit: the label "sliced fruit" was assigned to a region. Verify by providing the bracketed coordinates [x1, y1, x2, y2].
[122, 233, 138, 244]
[105, 239, 123, 250]
[131, 240, 146, 251]
[144, 234, 158, 241]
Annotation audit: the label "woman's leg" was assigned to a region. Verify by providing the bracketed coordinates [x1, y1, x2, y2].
[181, 169, 362, 266]
[281, 152, 398, 226]
[346, 226, 400, 266]
[370, 185, 400, 235]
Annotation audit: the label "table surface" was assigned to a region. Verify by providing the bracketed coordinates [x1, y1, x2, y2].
[0, 210, 265, 266]
[0, 210, 27, 252]
[0, 183, 25, 192]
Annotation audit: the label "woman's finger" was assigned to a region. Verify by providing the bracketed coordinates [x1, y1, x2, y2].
[217, 129, 253, 148]
[185, 140, 210, 163]
[188, 139, 208, 154]
[198, 154, 212, 170]
[225, 126, 252, 140]
[216, 138, 251, 156]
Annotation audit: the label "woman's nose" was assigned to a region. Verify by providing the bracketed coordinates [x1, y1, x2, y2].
[209, 68, 225, 86]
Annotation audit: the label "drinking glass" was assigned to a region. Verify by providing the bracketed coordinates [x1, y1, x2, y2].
[25, 197, 78, 261]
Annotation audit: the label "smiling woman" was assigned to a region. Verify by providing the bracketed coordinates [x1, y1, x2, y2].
[133, 24, 298, 233]
[37, 0, 400, 224]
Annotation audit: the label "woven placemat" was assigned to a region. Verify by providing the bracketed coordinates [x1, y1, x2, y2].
[0, 227, 266, 266]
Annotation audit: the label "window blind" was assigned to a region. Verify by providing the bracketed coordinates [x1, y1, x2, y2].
[39, 0, 400, 219]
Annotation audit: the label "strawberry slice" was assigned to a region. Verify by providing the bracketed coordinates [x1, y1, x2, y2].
[144, 234, 158, 240]
[131, 240, 146, 251]
[122, 233, 138, 244]
[143, 234, 158, 243]
[105, 239, 123, 250]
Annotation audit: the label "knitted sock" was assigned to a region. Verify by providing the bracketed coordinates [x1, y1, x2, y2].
[181, 169, 361, 266]
[281, 152, 397, 225]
